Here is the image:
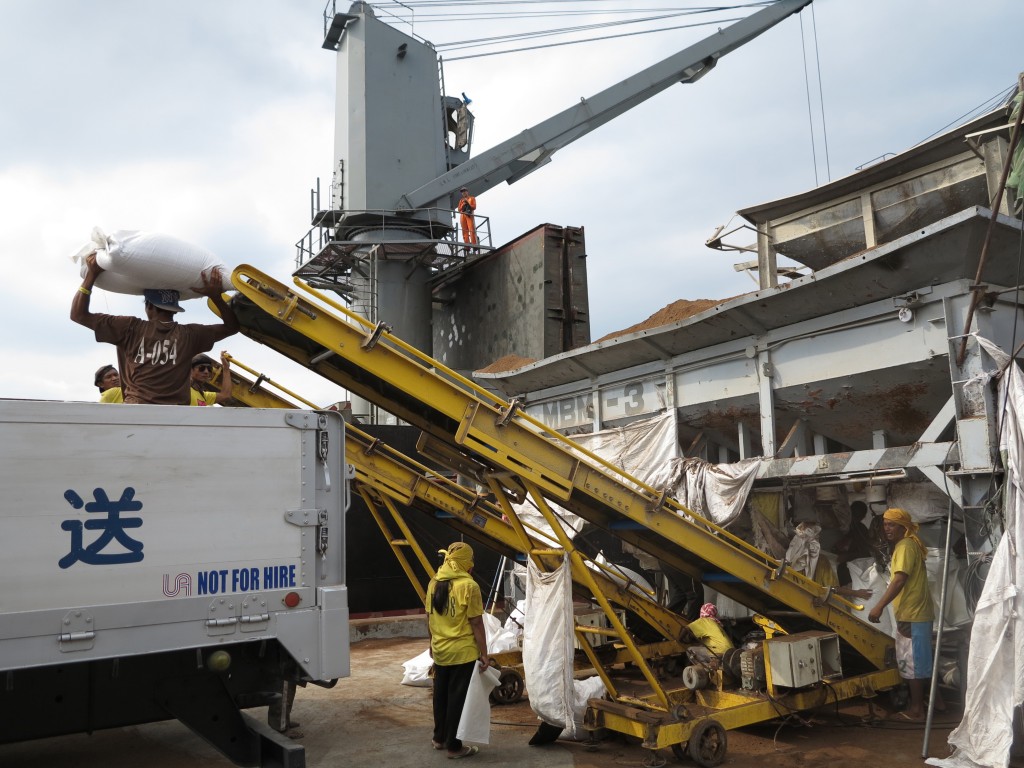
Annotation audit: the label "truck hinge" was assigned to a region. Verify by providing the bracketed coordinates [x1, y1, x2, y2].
[240, 596, 271, 633]
[285, 508, 326, 528]
[285, 411, 334, 490]
[206, 597, 239, 637]
[59, 610, 95, 652]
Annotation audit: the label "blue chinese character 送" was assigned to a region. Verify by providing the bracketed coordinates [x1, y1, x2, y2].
[59, 487, 144, 569]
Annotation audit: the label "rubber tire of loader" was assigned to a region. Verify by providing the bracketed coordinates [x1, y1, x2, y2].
[687, 719, 727, 768]
[489, 668, 525, 705]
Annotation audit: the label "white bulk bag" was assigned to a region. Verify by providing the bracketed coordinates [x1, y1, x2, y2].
[522, 557, 576, 737]
[73, 227, 231, 300]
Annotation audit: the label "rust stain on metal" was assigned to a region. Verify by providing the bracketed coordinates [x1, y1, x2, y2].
[694, 406, 760, 435]
[795, 386, 834, 412]
[879, 381, 930, 434]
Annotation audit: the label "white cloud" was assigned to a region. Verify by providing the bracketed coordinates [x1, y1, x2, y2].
[1, 0, 1022, 403]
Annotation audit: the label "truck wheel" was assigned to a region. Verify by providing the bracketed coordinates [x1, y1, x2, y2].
[489, 668, 524, 705]
[687, 719, 726, 768]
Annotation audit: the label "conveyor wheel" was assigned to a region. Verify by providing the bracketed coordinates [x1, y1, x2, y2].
[687, 719, 726, 768]
[489, 668, 524, 705]
[682, 665, 710, 690]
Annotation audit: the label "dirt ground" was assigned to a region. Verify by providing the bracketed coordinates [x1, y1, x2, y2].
[0, 637, 984, 768]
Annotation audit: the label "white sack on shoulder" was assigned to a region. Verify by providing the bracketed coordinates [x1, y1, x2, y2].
[456, 665, 501, 744]
[73, 227, 231, 299]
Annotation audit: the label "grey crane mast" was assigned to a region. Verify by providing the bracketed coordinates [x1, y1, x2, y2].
[298, 0, 813, 423]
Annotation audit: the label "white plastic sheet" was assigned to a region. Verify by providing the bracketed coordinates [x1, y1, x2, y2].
[456, 665, 501, 744]
[522, 557, 576, 737]
[925, 548, 972, 631]
[569, 411, 679, 485]
[647, 455, 760, 528]
[890, 482, 952, 525]
[513, 413, 681, 543]
[927, 337, 1024, 768]
[512, 498, 585, 543]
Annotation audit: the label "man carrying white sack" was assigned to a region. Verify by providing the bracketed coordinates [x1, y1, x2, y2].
[71, 253, 239, 405]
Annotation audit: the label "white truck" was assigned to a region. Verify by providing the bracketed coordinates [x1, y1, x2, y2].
[0, 400, 350, 767]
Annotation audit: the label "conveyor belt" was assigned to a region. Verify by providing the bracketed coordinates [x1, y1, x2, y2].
[215, 356, 695, 701]
[226, 265, 894, 671]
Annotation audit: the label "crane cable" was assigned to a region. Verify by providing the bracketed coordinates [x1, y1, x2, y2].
[433, 7, 743, 50]
[443, 15, 743, 60]
[373, 1, 774, 59]
[799, 4, 830, 185]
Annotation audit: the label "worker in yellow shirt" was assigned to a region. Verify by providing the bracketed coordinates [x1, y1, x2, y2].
[868, 508, 937, 721]
[426, 542, 490, 759]
[94, 364, 120, 399]
[457, 187, 478, 246]
[98, 352, 236, 406]
[189, 352, 235, 406]
[686, 603, 734, 656]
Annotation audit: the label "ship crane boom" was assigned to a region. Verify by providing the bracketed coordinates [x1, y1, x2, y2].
[398, 0, 813, 209]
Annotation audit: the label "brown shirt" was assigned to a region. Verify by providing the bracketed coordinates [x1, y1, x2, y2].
[93, 315, 221, 405]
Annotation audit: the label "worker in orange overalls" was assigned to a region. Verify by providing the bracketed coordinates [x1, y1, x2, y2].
[457, 186, 477, 246]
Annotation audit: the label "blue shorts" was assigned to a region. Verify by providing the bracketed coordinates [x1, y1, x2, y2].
[894, 621, 933, 680]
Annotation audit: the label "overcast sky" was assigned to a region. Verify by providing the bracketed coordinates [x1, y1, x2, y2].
[1, 0, 1021, 405]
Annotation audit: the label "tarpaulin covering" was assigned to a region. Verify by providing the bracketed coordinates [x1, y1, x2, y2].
[511, 412, 680, 542]
[646, 455, 760, 528]
[1006, 91, 1024, 204]
[569, 411, 680, 485]
[928, 336, 1024, 768]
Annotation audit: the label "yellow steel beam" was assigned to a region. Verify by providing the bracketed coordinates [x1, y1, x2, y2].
[357, 487, 430, 604]
[229, 265, 893, 670]
[586, 667, 901, 750]
[203, 347, 697, 705]
[209, 354, 319, 410]
[342, 423, 692, 643]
